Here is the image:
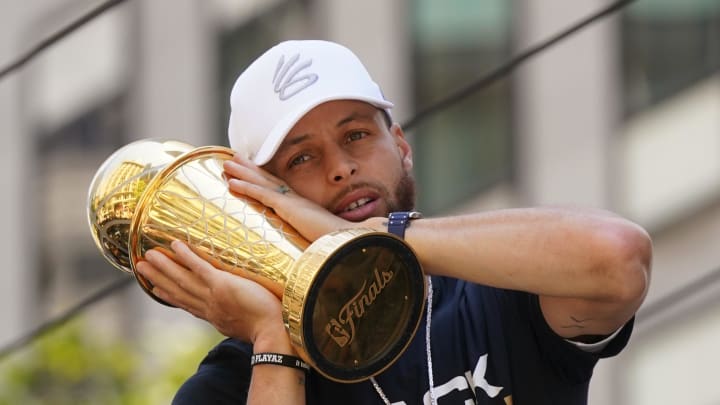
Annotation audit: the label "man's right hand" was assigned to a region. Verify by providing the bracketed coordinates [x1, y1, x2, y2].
[135, 240, 289, 348]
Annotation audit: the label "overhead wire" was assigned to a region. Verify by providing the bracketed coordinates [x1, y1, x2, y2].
[0, 277, 133, 361]
[0, 0, 127, 80]
[402, 0, 636, 130]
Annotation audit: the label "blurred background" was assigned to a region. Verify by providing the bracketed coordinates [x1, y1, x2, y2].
[0, 0, 718, 403]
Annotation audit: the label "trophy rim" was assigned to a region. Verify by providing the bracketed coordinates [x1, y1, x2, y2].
[284, 230, 427, 383]
[127, 145, 236, 305]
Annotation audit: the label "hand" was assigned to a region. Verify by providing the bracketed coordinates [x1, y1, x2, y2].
[135, 240, 287, 345]
[223, 155, 354, 241]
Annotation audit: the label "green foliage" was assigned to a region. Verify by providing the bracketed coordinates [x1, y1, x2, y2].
[0, 319, 220, 405]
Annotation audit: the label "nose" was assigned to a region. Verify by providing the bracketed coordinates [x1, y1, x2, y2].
[326, 152, 358, 183]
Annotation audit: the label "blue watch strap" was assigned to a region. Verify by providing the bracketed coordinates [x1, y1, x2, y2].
[387, 211, 422, 239]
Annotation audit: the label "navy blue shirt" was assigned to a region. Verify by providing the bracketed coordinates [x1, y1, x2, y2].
[173, 277, 633, 404]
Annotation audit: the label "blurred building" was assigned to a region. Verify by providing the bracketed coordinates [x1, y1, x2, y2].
[0, 0, 718, 403]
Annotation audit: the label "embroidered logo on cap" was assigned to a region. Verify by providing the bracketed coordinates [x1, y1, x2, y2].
[273, 53, 319, 100]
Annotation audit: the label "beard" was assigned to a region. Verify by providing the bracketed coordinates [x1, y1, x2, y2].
[325, 169, 417, 219]
[386, 170, 416, 213]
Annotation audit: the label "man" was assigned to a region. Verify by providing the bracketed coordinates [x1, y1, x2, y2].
[135, 40, 652, 404]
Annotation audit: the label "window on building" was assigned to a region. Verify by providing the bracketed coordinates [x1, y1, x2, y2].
[215, 1, 314, 146]
[29, 6, 131, 313]
[622, 0, 720, 115]
[410, 0, 514, 214]
[619, 0, 720, 229]
[35, 95, 129, 318]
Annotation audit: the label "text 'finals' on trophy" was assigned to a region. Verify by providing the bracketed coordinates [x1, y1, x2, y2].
[87, 139, 427, 383]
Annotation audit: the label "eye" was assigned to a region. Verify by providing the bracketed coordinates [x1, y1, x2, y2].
[288, 153, 311, 168]
[346, 130, 369, 143]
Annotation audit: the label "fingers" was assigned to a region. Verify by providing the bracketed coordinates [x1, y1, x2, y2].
[223, 154, 301, 208]
[230, 151, 251, 165]
[168, 240, 216, 282]
[136, 241, 282, 341]
[224, 158, 279, 187]
[224, 152, 344, 241]
[135, 260, 205, 312]
[228, 178, 288, 209]
[135, 246, 207, 310]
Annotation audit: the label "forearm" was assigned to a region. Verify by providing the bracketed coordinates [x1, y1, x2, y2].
[397, 207, 650, 302]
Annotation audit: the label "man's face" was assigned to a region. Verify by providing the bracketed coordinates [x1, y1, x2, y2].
[263, 100, 416, 221]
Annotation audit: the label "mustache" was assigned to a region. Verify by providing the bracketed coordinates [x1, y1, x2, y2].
[327, 171, 416, 215]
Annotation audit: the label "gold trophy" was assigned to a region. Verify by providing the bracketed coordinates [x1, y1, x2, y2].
[87, 139, 426, 383]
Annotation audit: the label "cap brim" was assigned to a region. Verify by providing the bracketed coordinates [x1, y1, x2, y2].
[252, 96, 394, 166]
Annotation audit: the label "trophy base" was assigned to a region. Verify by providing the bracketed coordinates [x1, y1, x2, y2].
[283, 228, 426, 383]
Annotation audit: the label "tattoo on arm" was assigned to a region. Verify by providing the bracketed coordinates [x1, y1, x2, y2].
[561, 316, 591, 330]
[563, 316, 608, 343]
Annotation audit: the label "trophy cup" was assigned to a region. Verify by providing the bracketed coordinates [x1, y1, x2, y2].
[87, 139, 426, 383]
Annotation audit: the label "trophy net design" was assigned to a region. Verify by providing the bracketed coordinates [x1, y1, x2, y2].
[88, 139, 426, 383]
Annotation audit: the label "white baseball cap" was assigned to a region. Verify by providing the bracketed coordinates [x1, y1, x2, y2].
[227, 40, 394, 166]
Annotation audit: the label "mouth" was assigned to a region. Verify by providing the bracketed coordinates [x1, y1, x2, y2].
[333, 188, 382, 222]
[343, 197, 373, 213]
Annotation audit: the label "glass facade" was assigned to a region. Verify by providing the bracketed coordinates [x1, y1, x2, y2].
[30, 8, 131, 312]
[617, 2, 720, 404]
[622, 0, 720, 115]
[410, 0, 514, 213]
[215, 1, 313, 146]
[619, 0, 720, 228]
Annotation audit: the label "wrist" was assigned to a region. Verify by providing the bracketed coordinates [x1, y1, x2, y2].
[387, 211, 423, 239]
[253, 325, 296, 356]
[361, 216, 388, 232]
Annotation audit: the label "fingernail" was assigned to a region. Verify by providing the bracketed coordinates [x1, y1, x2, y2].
[135, 262, 146, 274]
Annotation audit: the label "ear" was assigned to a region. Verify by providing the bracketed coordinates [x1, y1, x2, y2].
[390, 123, 413, 171]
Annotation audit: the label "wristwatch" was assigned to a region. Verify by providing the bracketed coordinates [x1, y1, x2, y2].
[387, 211, 423, 239]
